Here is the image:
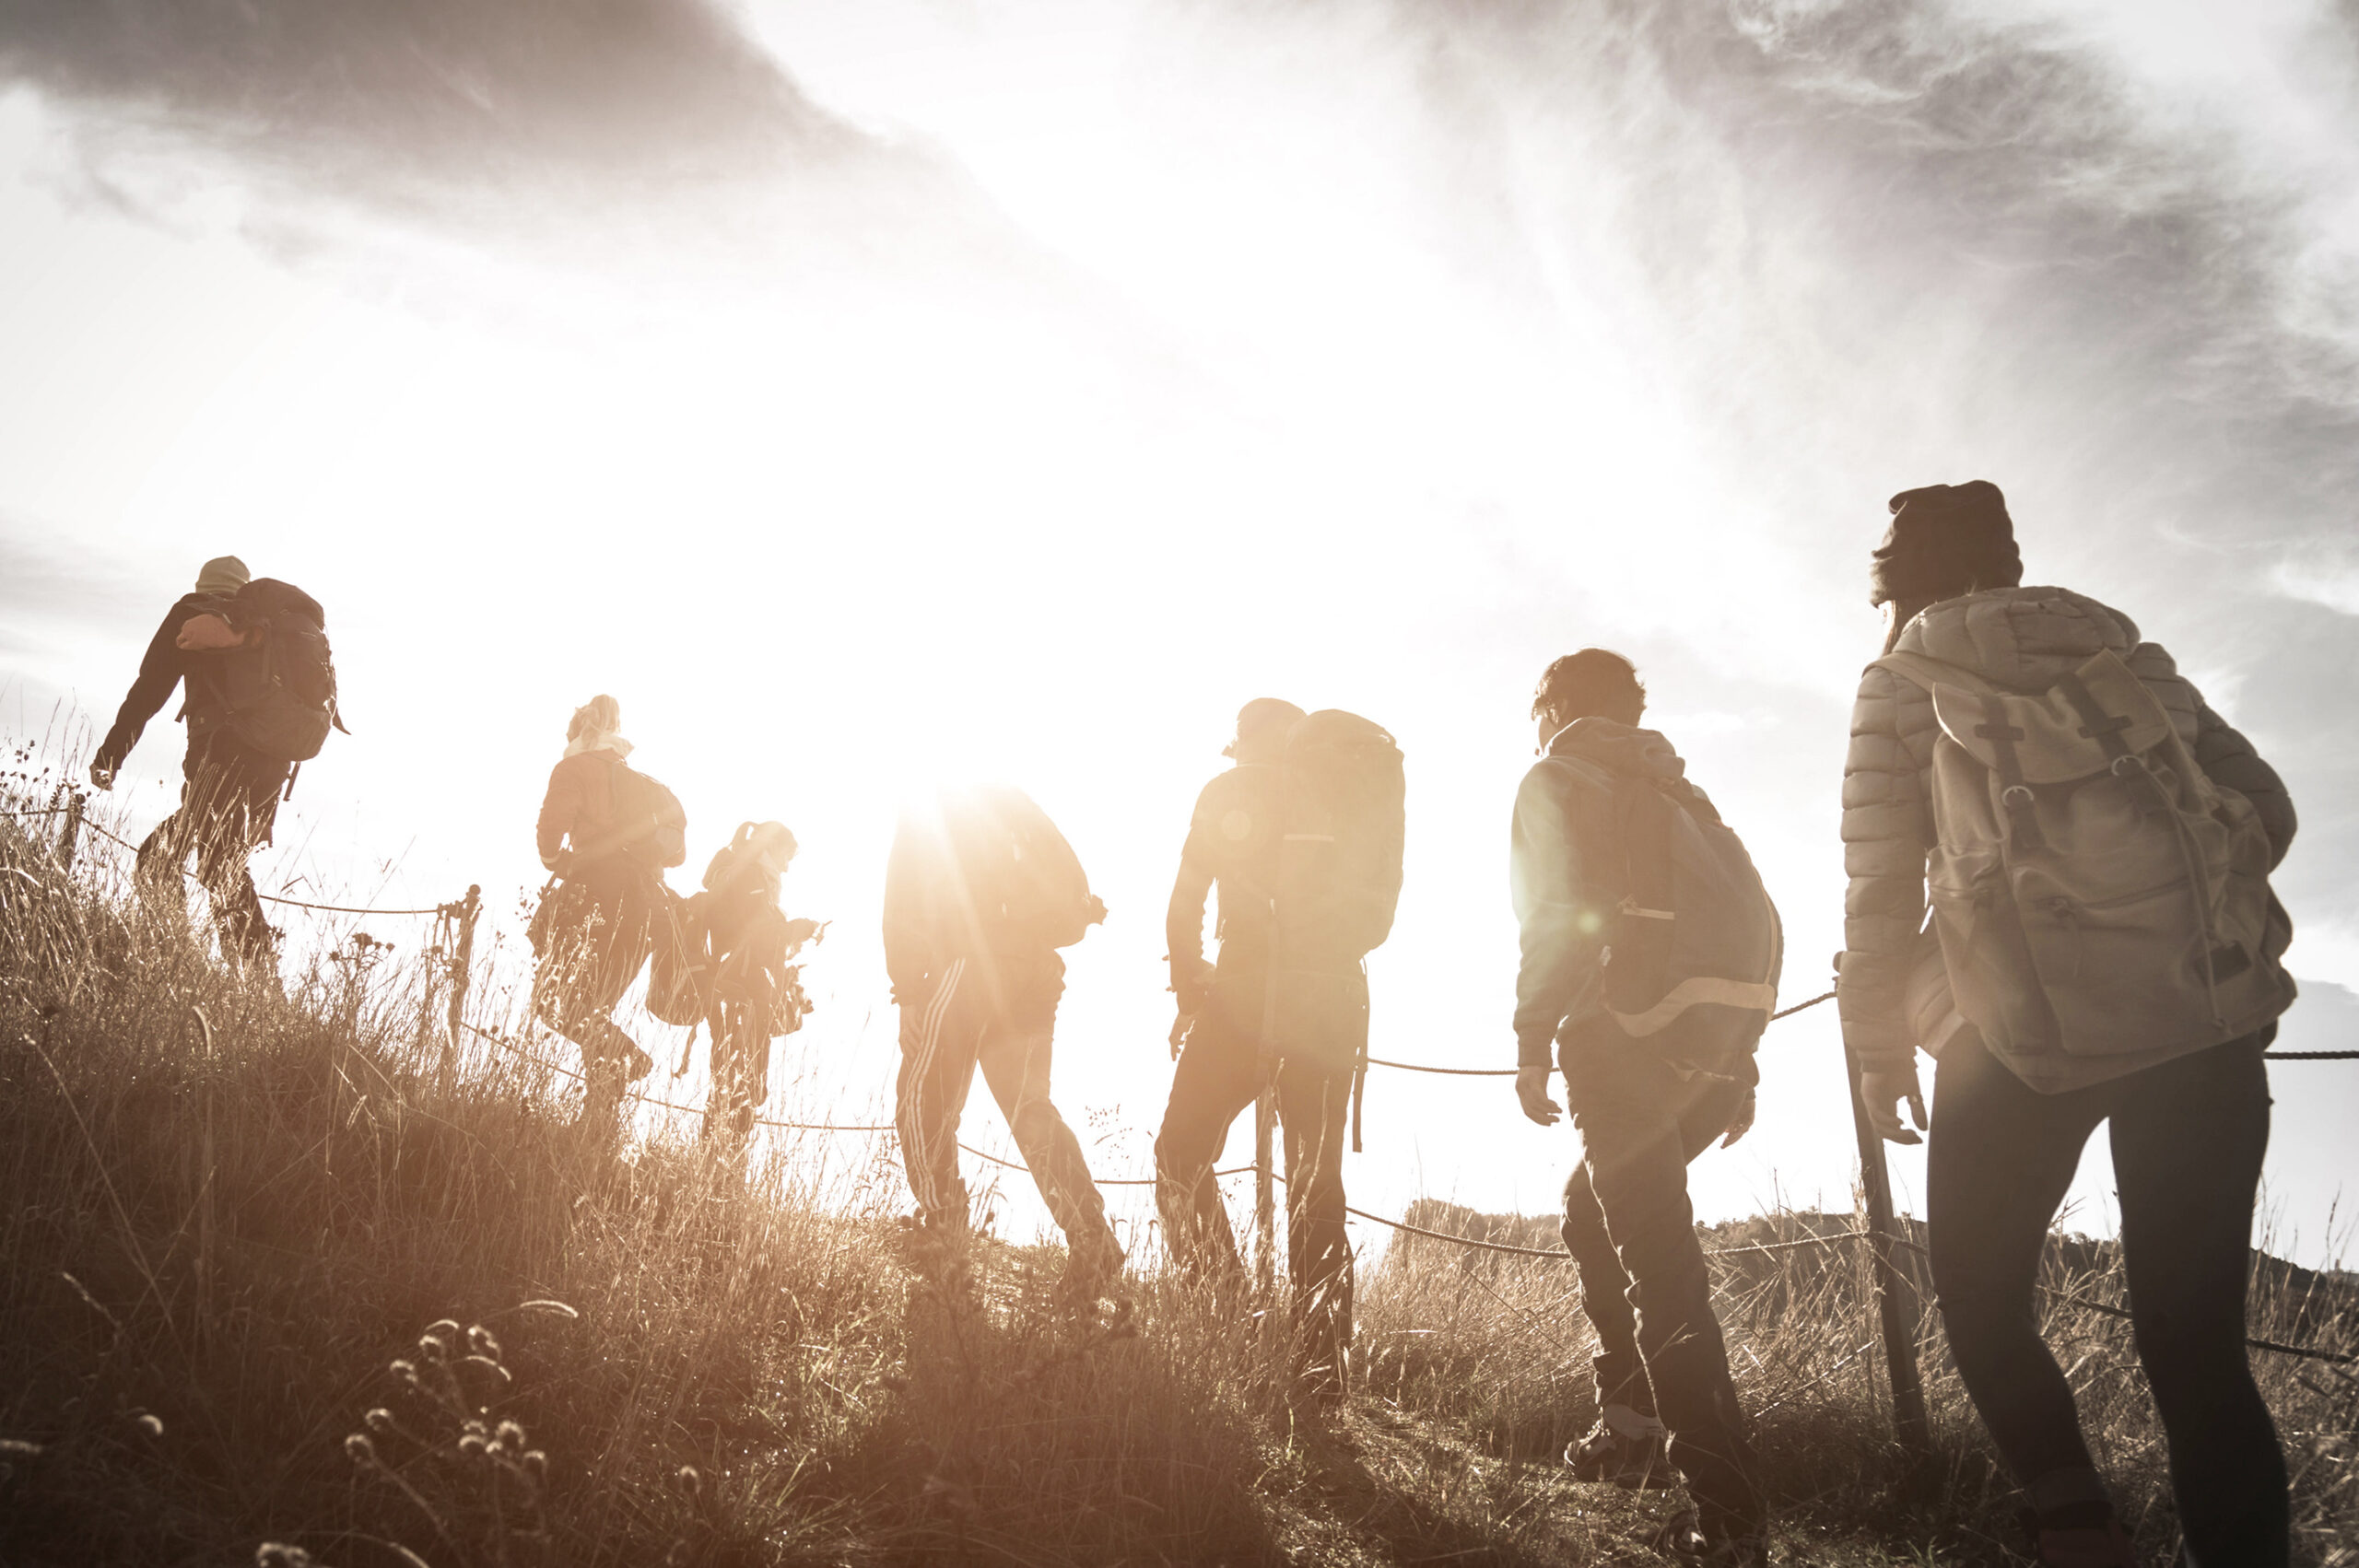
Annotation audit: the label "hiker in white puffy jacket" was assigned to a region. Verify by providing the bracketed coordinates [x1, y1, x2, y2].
[1839, 481, 2297, 1568]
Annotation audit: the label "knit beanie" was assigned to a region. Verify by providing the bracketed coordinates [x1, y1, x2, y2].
[1868, 481, 2023, 606]
[194, 556, 251, 596]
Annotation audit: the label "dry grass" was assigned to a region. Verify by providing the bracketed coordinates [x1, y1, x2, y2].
[1, 782, 2353, 1567]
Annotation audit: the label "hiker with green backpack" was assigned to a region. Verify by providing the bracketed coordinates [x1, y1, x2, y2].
[1154, 699, 1405, 1410]
[1511, 649, 1780, 1566]
[89, 555, 346, 977]
[531, 695, 688, 1133]
[1841, 482, 2297, 1568]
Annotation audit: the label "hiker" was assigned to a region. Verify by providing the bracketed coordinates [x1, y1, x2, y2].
[88, 556, 343, 976]
[1154, 699, 1405, 1409]
[884, 785, 1124, 1300]
[1512, 649, 1779, 1564]
[532, 695, 687, 1131]
[694, 821, 821, 1143]
[1841, 482, 2298, 1568]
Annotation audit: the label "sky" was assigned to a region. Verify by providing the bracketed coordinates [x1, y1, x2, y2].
[3, 0, 2354, 1268]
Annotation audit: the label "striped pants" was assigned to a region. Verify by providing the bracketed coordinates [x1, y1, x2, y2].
[895, 951, 1112, 1250]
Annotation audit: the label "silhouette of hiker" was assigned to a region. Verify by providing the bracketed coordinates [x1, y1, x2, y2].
[1512, 649, 1777, 1563]
[90, 555, 339, 978]
[884, 784, 1122, 1302]
[531, 696, 684, 1133]
[1152, 700, 1334, 1393]
[695, 821, 820, 1146]
[1843, 482, 2298, 1566]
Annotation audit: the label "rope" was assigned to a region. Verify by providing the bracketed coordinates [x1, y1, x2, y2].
[0, 806, 66, 818]
[2265, 1051, 2359, 1061]
[79, 820, 448, 917]
[1363, 990, 1841, 1078]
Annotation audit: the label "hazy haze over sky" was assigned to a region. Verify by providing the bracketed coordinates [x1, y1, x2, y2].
[3, 0, 2354, 1264]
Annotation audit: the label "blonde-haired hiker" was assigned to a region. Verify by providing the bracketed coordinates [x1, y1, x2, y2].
[697, 821, 821, 1144]
[531, 696, 687, 1133]
[1840, 482, 2297, 1567]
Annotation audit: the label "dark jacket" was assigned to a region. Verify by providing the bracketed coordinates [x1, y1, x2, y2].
[1510, 720, 1708, 1069]
[882, 787, 1086, 1000]
[1837, 586, 2296, 1076]
[1166, 763, 1284, 996]
[96, 579, 327, 772]
[536, 749, 640, 881]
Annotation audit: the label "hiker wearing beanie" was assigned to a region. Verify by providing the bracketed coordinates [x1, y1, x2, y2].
[1153, 697, 1371, 1408]
[90, 556, 339, 977]
[1512, 650, 1778, 1564]
[1840, 482, 2298, 1567]
[531, 696, 686, 1133]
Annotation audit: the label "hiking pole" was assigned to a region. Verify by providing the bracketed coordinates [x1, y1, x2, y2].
[1843, 1032, 1931, 1458]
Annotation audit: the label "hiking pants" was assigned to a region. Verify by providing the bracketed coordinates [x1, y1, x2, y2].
[1928, 1031, 2285, 1564]
[895, 951, 1113, 1253]
[532, 870, 655, 1121]
[1556, 1025, 1763, 1538]
[135, 729, 288, 970]
[1153, 983, 1354, 1387]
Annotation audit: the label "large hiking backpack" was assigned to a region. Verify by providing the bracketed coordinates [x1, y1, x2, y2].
[213, 579, 345, 762]
[1273, 710, 1406, 963]
[646, 886, 715, 1026]
[1262, 711, 1405, 1087]
[965, 787, 1104, 951]
[1875, 648, 2294, 1063]
[1595, 764, 1783, 1070]
[604, 761, 689, 872]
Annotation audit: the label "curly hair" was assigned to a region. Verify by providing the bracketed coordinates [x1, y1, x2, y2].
[1531, 649, 1645, 726]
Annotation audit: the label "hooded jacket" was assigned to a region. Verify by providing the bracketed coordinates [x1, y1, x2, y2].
[1837, 586, 2296, 1082]
[1513, 719, 1737, 1070]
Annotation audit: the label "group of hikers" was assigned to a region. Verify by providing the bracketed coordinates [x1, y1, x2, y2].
[91, 480, 2301, 1568]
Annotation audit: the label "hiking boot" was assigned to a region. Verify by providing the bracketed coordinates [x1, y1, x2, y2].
[1566, 1406, 1671, 1490]
[2022, 1511, 2142, 1568]
[1056, 1227, 1125, 1304]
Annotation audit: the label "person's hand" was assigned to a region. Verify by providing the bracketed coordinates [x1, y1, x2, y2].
[1859, 1066, 1929, 1145]
[88, 760, 116, 792]
[1168, 1009, 1192, 1061]
[176, 614, 244, 651]
[1515, 1063, 1562, 1127]
[1719, 1087, 1757, 1148]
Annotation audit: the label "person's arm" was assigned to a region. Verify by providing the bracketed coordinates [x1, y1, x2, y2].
[92, 602, 194, 779]
[880, 816, 934, 1004]
[1509, 763, 1603, 1070]
[1165, 785, 1219, 1011]
[2192, 699, 2297, 869]
[535, 761, 580, 872]
[1837, 662, 1933, 1139]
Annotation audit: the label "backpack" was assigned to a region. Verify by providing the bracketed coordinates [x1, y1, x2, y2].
[1875, 648, 2295, 1063]
[214, 579, 345, 762]
[965, 788, 1103, 951]
[1272, 710, 1406, 963]
[1595, 764, 1783, 1071]
[604, 762, 688, 872]
[645, 886, 715, 1026]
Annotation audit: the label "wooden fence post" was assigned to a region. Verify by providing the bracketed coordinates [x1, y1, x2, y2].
[55, 788, 83, 872]
[1844, 1036, 1931, 1457]
[438, 885, 479, 1090]
[1254, 1084, 1277, 1296]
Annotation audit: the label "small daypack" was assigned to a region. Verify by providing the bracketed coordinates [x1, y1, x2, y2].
[213, 579, 345, 763]
[1595, 765, 1783, 1070]
[1874, 648, 2294, 1064]
[969, 788, 1104, 951]
[604, 762, 689, 872]
[646, 887, 714, 1026]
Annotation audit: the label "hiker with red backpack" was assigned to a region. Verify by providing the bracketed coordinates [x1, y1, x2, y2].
[884, 785, 1124, 1301]
[1511, 649, 1780, 1566]
[1154, 698, 1405, 1409]
[89, 555, 345, 977]
[532, 695, 687, 1132]
[1841, 482, 2298, 1568]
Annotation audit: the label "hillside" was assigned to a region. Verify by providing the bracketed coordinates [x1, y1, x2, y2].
[2, 811, 2353, 1566]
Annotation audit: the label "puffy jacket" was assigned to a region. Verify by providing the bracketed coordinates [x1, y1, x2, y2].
[1837, 586, 2296, 1076]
